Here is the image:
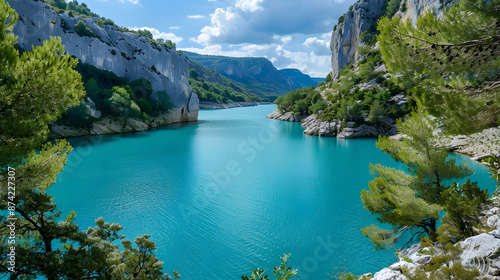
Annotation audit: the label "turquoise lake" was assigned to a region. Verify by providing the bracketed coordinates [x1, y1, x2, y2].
[49, 104, 497, 279]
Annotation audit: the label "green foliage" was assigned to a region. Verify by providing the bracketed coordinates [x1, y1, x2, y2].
[335, 272, 357, 280]
[53, 0, 67, 9]
[74, 20, 99, 38]
[377, 0, 500, 133]
[190, 69, 199, 79]
[385, 0, 401, 18]
[95, 18, 114, 27]
[242, 269, 269, 280]
[152, 90, 174, 113]
[110, 49, 117, 55]
[407, 244, 480, 279]
[357, 45, 371, 57]
[360, 31, 375, 45]
[482, 154, 500, 188]
[109, 86, 142, 118]
[59, 102, 94, 127]
[361, 112, 472, 249]
[326, 72, 333, 83]
[129, 78, 153, 100]
[129, 30, 177, 50]
[189, 77, 267, 104]
[420, 236, 433, 248]
[439, 179, 488, 241]
[73, 63, 171, 121]
[0, 24, 84, 166]
[44, 0, 99, 18]
[132, 28, 153, 40]
[121, 51, 131, 60]
[242, 254, 297, 280]
[338, 14, 346, 25]
[320, 48, 406, 123]
[367, 100, 385, 123]
[274, 86, 326, 115]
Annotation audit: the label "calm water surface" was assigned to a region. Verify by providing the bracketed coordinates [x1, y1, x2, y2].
[49, 105, 497, 279]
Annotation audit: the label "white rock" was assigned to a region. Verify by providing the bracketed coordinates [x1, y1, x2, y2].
[486, 207, 500, 216]
[487, 215, 500, 228]
[373, 267, 402, 280]
[460, 233, 500, 266]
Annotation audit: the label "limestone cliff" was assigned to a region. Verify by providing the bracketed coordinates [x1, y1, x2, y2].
[330, 0, 385, 77]
[7, 0, 198, 124]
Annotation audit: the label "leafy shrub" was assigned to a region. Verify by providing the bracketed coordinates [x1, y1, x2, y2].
[74, 20, 99, 38]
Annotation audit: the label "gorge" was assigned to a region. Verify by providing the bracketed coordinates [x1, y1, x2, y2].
[1, 0, 499, 279]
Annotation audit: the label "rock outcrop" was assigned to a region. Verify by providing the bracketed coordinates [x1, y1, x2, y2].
[266, 110, 308, 122]
[267, 111, 398, 138]
[7, 0, 198, 124]
[396, 0, 447, 23]
[330, 0, 385, 77]
[301, 115, 338, 137]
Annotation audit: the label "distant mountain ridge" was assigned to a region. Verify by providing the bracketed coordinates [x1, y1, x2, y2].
[187, 59, 269, 104]
[184, 51, 322, 100]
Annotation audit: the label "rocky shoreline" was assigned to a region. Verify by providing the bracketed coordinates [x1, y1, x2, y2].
[49, 107, 193, 139]
[267, 110, 500, 162]
[266, 110, 397, 138]
[199, 101, 272, 109]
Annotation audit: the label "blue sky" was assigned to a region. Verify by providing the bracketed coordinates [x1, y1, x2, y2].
[76, 0, 356, 77]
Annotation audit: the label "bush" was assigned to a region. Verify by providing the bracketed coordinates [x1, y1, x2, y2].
[190, 69, 199, 79]
[59, 103, 93, 128]
[74, 20, 99, 38]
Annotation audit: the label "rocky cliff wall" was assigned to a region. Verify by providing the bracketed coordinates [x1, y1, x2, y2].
[330, 0, 385, 77]
[7, 0, 198, 122]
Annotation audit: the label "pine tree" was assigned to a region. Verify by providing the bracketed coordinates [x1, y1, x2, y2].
[377, 0, 500, 134]
[0, 1, 177, 278]
[360, 111, 472, 249]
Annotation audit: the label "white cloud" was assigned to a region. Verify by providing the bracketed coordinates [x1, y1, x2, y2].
[187, 15, 205, 19]
[129, 27, 183, 43]
[182, 45, 248, 57]
[273, 35, 293, 44]
[170, 26, 180, 30]
[235, 0, 264, 12]
[193, 0, 354, 45]
[208, 0, 216, 1]
[118, 0, 140, 4]
[303, 36, 330, 55]
[280, 49, 331, 77]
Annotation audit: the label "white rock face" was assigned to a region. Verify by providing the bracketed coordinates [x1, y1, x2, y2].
[330, 0, 385, 77]
[488, 215, 500, 229]
[266, 110, 308, 122]
[301, 115, 337, 137]
[7, 0, 198, 123]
